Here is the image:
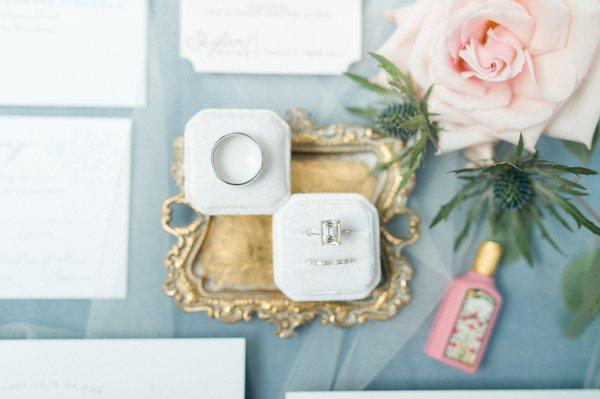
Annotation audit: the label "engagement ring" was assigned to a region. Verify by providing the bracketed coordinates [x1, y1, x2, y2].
[306, 219, 352, 246]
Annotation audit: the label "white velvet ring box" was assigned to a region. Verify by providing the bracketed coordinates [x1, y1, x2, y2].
[273, 193, 382, 301]
[184, 109, 291, 215]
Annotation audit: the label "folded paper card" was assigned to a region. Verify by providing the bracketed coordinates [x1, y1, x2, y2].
[180, 0, 362, 75]
[287, 390, 600, 399]
[0, 117, 130, 298]
[0, 338, 245, 399]
[0, 0, 147, 107]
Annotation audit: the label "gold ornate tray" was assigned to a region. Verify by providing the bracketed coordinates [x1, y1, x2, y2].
[161, 108, 420, 338]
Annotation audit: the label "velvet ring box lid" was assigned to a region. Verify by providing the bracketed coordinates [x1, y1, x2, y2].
[273, 193, 382, 301]
[184, 109, 291, 215]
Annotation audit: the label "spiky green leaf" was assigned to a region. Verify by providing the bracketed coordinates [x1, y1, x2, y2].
[368, 52, 405, 82]
[563, 247, 600, 337]
[430, 180, 482, 227]
[541, 199, 574, 232]
[535, 160, 598, 176]
[454, 195, 487, 250]
[516, 134, 525, 158]
[512, 210, 534, 265]
[346, 106, 379, 120]
[530, 204, 563, 253]
[551, 193, 600, 235]
[344, 72, 393, 95]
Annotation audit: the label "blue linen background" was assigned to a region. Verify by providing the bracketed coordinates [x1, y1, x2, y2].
[0, 1, 599, 398]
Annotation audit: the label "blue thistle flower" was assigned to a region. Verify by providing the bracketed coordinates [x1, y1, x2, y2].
[493, 167, 534, 210]
[375, 103, 417, 140]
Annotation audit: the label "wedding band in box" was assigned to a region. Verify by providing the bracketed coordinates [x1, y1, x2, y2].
[184, 109, 291, 215]
[273, 193, 382, 301]
[210, 132, 264, 186]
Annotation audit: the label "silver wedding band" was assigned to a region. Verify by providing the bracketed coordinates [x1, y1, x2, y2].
[210, 132, 264, 186]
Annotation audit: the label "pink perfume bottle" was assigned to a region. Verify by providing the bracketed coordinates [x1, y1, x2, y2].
[425, 241, 503, 374]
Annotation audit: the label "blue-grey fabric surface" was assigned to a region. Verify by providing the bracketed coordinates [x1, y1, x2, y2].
[0, 1, 599, 398]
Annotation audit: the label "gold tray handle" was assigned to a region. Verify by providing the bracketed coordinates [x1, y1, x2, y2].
[161, 194, 205, 237]
[381, 206, 421, 248]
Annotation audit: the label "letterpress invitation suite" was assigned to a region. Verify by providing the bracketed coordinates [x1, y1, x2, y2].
[0, 0, 147, 107]
[0, 117, 130, 298]
[180, 0, 362, 75]
[0, 339, 246, 398]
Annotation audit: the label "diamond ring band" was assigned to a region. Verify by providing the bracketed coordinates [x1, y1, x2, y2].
[306, 259, 352, 266]
[306, 219, 351, 246]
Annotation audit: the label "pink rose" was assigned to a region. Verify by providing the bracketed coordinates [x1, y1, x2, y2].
[378, 0, 600, 158]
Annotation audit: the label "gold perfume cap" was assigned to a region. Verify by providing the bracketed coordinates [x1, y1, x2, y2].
[472, 241, 503, 277]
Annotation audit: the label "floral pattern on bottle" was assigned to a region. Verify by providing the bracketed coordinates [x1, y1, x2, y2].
[444, 289, 497, 366]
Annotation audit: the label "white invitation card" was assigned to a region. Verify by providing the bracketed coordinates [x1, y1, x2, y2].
[0, 116, 130, 298]
[287, 390, 600, 399]
[180, 0, 362, 75]
[0, 338, 246, 399]
[0, 0, 147, 107]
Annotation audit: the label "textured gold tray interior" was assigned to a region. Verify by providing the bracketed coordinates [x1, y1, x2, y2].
[198, 156, 380, 292]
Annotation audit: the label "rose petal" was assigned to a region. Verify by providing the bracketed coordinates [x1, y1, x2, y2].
[531, 49, 577, 102]
[491, 124, 545, 151]
[491, 26, 526, 78]
[434, 82, 512, 110]
[438, 121, 546, 153]
[464, 143, 496, 163]
[378, 27, 418, 72]
[461, 0, 535, 46]
[378, 0, 437, 71]
[446, 2, 485, 58]
[560, 0, 600, 79]
[510, 51, 539, 98]
[467, 96, 557, 131]
[519, 0, 570, 55]
[385, 6, 413, 24]
[406, 6, 446, 89]
[430, 22, 491, 96]
[459, 27, 524, 82]
[428, 96, 478, 126]
[544, 49, 600, 148]
[437, 123, 497, 153]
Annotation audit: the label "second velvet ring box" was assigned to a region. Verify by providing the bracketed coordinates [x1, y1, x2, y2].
[185, 108, 291, 215]
[184, 108, 382, 301]
[273, 193, 381, 301]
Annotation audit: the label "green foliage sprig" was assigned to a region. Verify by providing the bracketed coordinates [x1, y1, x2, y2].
[563, 246, 600, 337]
[345, 53, 439, 188]
[560, 122, 600, 337]
[430, 136, 600, 265]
